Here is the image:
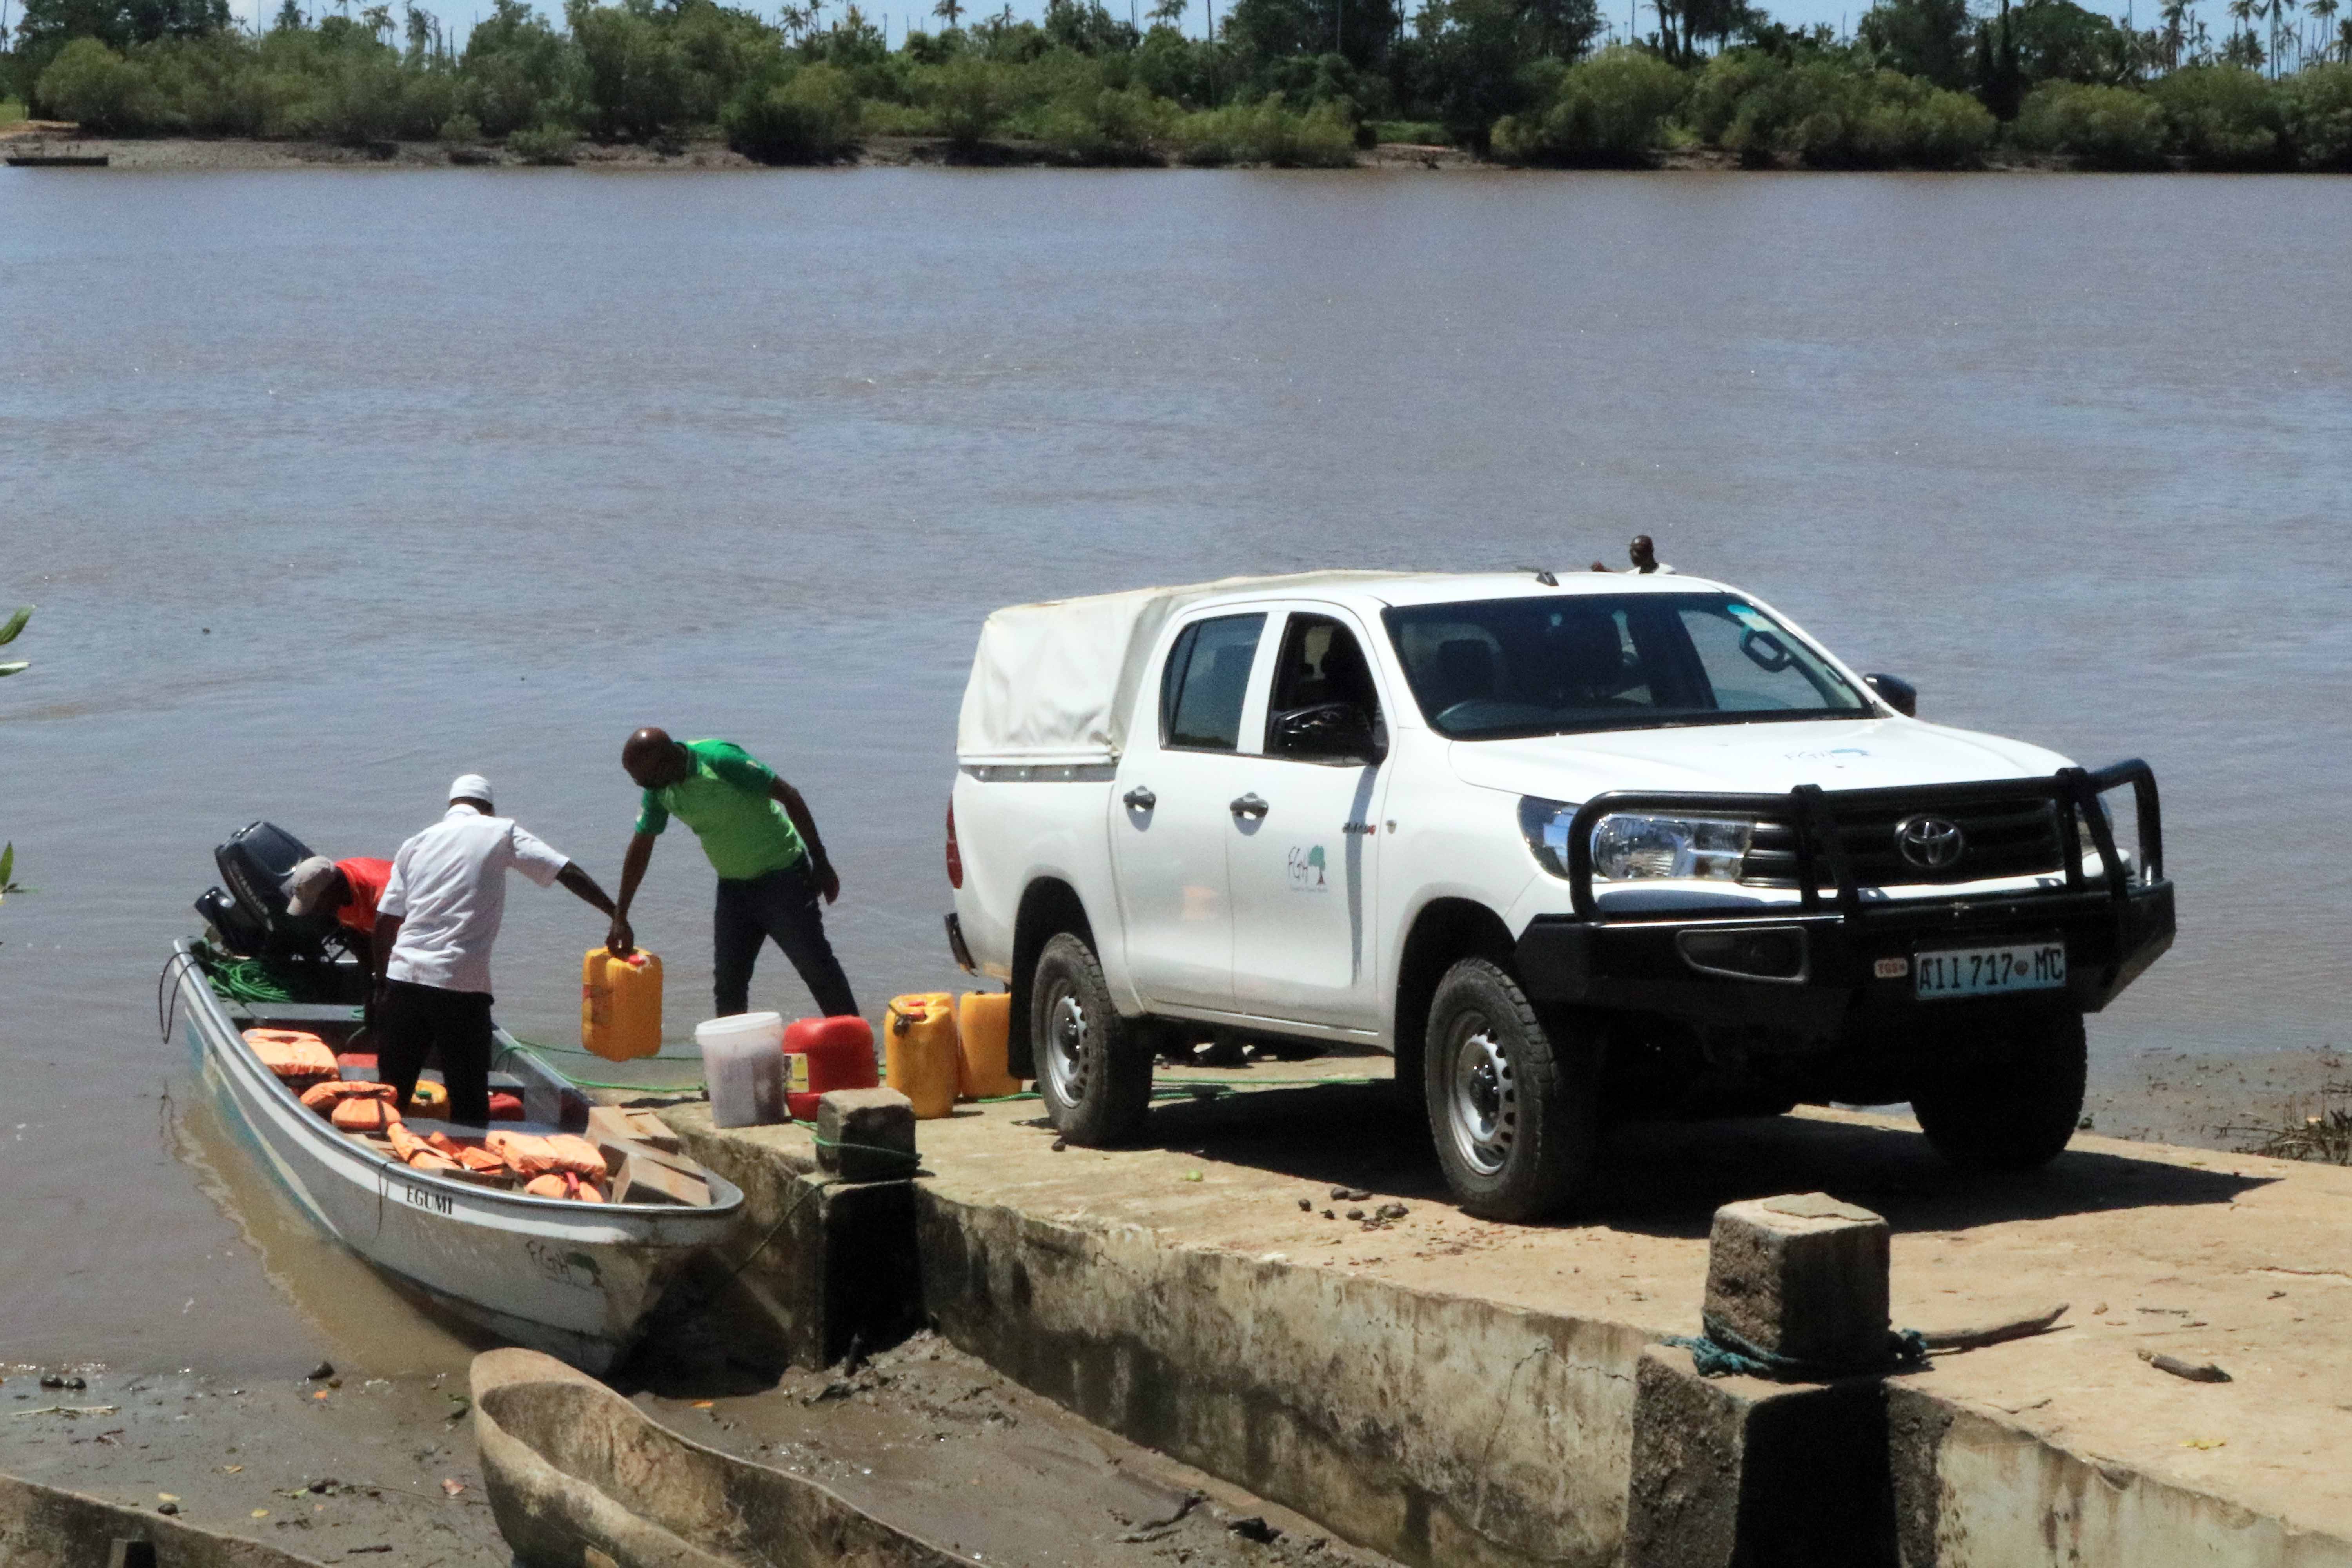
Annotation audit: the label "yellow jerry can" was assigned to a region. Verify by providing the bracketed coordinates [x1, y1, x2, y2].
[955, 991, 1021, 1100]
[582, 947, 663, 1062]
[883, 992, 960, 1120]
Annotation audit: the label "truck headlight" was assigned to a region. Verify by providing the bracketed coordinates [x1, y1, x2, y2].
[1519, 799, 1754, 882]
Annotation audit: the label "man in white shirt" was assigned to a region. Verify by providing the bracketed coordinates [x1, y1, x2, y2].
[372, 775, 619, 1126]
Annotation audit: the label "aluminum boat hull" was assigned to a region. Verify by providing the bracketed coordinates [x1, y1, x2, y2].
[172, 939, 742, 1372]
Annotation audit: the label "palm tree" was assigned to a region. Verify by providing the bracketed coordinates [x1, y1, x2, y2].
[931, 0, 962, 25]
[2308, 0, 2340, 56]
[2267, 0, 2297, 74]
[2158, 0, 2189, 66]
[1147, 0, 1185, 24]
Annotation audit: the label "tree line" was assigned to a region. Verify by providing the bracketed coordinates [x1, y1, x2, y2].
[7, 0, 2350, 168]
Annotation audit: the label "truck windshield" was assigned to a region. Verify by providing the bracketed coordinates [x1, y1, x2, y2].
[1381, 593, 1870, 740]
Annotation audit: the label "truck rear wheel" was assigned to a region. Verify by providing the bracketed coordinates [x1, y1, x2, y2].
[1031, 932, 1152, 1146]
[1424, 957, 1597, 1221]
[1911, 1011, 2087, 1171]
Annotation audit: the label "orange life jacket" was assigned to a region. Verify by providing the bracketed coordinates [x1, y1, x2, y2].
[524, 1172, 605, 1203]
[300, 1080, 396, 1111]
[245, 1029, 338, 1088]
[331, 1098, 402, 1133]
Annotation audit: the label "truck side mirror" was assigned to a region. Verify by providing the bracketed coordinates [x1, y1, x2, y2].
[1864, 673, 1917, 717]
[1270, 702, 1385, 765]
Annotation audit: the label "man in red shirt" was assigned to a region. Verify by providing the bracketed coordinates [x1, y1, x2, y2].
[285, 854, 394, 940]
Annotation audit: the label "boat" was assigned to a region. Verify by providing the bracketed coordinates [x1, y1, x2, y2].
[5, 153, 110, 167]
[472, 1348, 978, 1568]
[164, 935, 745, 1373]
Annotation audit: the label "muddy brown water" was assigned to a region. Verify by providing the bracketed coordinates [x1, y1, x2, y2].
[0, 169, 2347, 1375]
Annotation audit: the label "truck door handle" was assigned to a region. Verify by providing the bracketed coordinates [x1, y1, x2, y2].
[1122, 786, 1156, 811]
[1229, 793, 1269, 820]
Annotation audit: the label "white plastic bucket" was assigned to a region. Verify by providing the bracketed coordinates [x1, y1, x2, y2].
[696, 1011, 786, 1128]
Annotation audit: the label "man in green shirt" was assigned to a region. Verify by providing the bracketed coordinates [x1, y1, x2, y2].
[607, 728, 858, 1020]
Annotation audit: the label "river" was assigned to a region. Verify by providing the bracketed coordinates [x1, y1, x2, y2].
[1, 167, 2346, 1374]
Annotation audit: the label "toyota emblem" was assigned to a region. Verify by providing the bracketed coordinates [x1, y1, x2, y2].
[1895, 815, 1966, 871]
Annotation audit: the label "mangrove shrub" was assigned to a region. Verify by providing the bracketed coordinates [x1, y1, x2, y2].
[1174, 96, 1355, 165]
[36, 37, 154, 131]
[1491, 45, 1688, 165]
[2282, 62, 2352, 171]
[1693, 53, 1993, 168]
[2152, 65, 2285, 168]
[2012, 80, 2167, 167]
[722, 62, 858, 162]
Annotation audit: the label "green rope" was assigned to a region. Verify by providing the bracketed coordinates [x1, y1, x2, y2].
[807, 1132, 921, 1172]
[1663, 1315, 1930, 1381]
[204, 955, 294, 1004]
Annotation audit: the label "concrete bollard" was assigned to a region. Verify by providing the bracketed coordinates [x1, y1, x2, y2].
[1704, 1192, 1891, 1370]
[1625, 1345, 1895, 1568]
[815, 1087, 919, 1183]
[1624, 1193, 1902, 1568]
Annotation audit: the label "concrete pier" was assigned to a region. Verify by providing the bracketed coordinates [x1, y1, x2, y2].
[658, 1069, 2352, 1568]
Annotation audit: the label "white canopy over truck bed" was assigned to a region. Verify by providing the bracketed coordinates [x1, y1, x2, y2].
[955, 572, 1408, 765]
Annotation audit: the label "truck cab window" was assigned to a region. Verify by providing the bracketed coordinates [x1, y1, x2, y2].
[1160, 613, 1266, 752]
[1265, 614, 1384, 763]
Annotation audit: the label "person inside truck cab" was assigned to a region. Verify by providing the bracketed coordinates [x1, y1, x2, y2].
[283, 854, 394, 941]
[1266, 615, 1384, 756]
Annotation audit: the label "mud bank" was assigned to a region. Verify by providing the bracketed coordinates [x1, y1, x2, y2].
[0, 1366, 504, 1565]
[0, 127, 1483, 172]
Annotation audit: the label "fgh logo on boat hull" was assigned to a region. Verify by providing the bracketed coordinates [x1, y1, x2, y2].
[1895, 815, 1966, 871]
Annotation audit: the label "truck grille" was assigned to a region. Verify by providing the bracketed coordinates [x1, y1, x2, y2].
[1740, 797, 2066, 889]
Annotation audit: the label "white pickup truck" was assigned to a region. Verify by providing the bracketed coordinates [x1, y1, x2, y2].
[943, 571, 2173, 1219]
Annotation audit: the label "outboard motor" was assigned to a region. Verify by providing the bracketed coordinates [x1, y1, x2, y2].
[197, 821, 336, 960]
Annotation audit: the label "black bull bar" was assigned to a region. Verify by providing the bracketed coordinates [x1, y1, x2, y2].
[1515, 760, 2175, 1024]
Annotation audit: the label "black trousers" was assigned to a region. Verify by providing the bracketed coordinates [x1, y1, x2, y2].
[712, 860, 859, 1019]
[378, 978, 494, 1126]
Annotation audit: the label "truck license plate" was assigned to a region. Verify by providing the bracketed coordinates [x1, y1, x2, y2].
[1915, 942, 2066, 999]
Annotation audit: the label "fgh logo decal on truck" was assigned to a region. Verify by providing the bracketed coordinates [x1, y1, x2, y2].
[1286, 845, 1329, 891]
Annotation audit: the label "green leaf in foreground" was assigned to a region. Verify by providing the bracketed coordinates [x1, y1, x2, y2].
[0, 607, 28, 647]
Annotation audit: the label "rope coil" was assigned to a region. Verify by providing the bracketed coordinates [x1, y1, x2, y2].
[1662, 1314, 1930, 1382]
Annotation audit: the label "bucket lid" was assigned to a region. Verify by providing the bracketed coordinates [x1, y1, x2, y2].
[695, 1011, 784, 1042]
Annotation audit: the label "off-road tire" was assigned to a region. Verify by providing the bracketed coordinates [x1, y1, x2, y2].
[1031, 931, 1152, 1146]
[1423, 956, 1597, 1221]
[1911, 1010, 2087, 1171]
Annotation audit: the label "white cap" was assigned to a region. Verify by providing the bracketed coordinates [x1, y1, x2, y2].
[283, 856, 339, 916]
[448, 774, 495, 811]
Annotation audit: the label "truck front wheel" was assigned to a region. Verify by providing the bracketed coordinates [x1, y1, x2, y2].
[1424, 957, 1597, 1221]
[1031, 932, 1153, 1146]
[1910, 1010, 2087, 1171]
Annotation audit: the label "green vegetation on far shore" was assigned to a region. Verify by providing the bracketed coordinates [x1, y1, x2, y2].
[6, 0, 2351, 169]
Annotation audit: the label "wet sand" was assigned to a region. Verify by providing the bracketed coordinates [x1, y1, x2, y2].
[0, 1335, 1401, 1568]
[0, 1365, 503, 1564]
[2083, 1044, 2347, 1151]
[626, 1330, 1401, 1567]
